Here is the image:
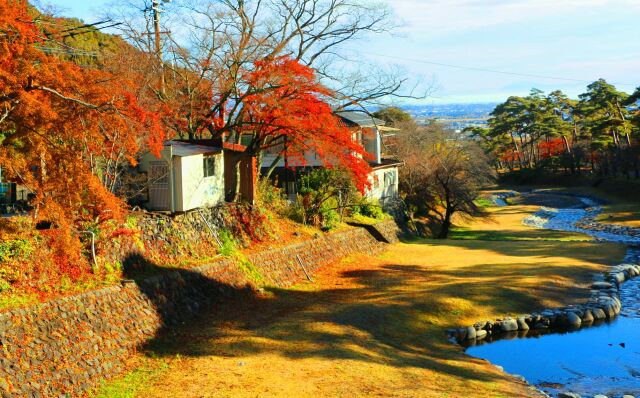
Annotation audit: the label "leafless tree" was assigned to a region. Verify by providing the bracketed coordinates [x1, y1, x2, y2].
[396, 123, 495, 238]
[107, 0, 424, 140]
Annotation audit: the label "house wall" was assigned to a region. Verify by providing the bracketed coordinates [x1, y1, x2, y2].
[175, 153, 225, 212]
[139, 149, 225, 212]
[261, 149, 325, 169]
[362, 128, 382, 164]
[260, 128, 383, 170]
[366, 167, 399, 205]
[139, 149, 175, 211]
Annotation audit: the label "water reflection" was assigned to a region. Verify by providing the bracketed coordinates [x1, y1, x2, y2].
[465, 277, 640, 397]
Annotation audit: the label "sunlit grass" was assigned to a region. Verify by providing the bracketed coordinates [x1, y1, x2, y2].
[97, 238, 623, 398]
[451, 201, 592, 242]
[92, 357, 170, 398]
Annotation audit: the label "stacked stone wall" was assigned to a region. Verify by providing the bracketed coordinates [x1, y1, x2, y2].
[0, 220, 400, 397]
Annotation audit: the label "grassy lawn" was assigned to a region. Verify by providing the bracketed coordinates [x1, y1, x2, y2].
[595, 202, 640, 227]
[450, 200, 592, 242]
[93, 235, 624, 397]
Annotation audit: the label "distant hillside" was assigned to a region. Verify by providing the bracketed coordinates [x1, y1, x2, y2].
[401, 103, 497, 119]
[29, 3, 130, 68]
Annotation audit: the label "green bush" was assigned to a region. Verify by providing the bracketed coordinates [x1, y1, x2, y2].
[0, 278, 11, 293]
[356, 199, 385, 220]
[217, 229, 239, 257]
[0, 239, 33, 262]
[296, 168, 360, 230]
[257, 178, 288, 211]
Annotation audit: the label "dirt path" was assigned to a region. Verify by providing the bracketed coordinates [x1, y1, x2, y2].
[99, 237, 623, 398]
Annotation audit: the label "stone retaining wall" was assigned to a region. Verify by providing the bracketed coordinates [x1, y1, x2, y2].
[0, 220, 398, 397]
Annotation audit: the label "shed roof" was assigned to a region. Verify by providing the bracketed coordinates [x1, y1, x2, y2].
[370, 158, 403, 170]
[165, 140, 222, 157]
[336, 111, 386, 128]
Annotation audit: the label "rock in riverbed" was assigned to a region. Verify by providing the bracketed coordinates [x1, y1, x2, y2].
[582, 309, 594, 323]
[500, 319, 518, 332]
[591, 281, 613, 290]
[517, 317, 529, 331]
[591, 307, 607, 320]
[464, 326, 476, 340]
[565, 311, 582, 327]
[558, 392, 581, 398]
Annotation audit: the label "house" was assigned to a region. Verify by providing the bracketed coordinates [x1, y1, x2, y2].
[139, 140, 225, 212]
[336, 111, 403, 209]
[0, 167, 31, 215]
[261, 110, 403, 209]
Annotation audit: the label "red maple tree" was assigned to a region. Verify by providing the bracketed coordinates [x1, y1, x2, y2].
[231, 56, 371, 192]
[0, 0, 167, 229]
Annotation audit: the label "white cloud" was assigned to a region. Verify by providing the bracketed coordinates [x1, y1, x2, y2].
[388, 0, 640, 37]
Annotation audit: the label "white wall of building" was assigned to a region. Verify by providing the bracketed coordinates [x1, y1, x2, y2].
[140, 148, 225, 212]
[365, 167, 399, 205]
[174, 153, 225, 212]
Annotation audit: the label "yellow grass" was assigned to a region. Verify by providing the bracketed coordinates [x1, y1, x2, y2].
[595, 203, 640, 228]
[452, 202, 592, 241]
[94, 235, 624, 398]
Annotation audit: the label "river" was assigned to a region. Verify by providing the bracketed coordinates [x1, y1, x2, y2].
[465, 192, 640, 398]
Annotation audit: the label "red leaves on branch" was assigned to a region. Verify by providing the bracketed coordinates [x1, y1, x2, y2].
[0, 0, 167, 228]
[239, 56, 371, 192]
[538, 138, 566, 159]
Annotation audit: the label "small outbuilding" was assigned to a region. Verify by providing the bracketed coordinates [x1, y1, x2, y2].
[139, 140, 225, 212]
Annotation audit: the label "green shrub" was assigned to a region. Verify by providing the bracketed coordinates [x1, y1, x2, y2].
[0, 278, 11, 293]
[257, 178, 287, 209]
[296, 168, 360, 229]
[356, 199, 385, 220]
[217, 229, 239, 257]
[0, 239, 33, 262]
[320, 198, 340, 231]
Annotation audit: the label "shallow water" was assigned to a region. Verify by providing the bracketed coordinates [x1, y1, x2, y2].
[466, 277, 640, 397]
[465, 194, 640, 397]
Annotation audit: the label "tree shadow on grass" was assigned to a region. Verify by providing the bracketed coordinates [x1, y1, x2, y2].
[125, 248, 603, 392]
[121, 252, 255, 338]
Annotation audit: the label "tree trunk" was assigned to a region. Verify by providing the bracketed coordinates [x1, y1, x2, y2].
[264, 154, 283, 179]
[438, 206, 453, 239]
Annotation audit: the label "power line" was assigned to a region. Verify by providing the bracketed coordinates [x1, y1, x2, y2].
[359, 51, 638, 88]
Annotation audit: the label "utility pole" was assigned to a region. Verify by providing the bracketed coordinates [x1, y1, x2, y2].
[152, 0, 166, 96]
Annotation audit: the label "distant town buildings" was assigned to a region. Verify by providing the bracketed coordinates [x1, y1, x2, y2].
[401, 103, 497, 132]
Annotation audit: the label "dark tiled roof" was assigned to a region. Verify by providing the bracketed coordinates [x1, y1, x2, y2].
[336, 111, 386, 128]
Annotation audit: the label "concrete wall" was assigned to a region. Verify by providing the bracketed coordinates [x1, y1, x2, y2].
[175, 153, 224, 212]
[0, 220, 401, 397]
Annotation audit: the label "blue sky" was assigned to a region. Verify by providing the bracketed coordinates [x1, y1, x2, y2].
[47, 0, 640, 104]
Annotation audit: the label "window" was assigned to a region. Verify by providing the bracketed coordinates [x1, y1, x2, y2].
[203, 155, 216, 178]
[384, 170, 396, 188]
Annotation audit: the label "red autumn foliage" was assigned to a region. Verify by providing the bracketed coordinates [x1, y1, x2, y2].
[225, 204, 271, 244]
[538, 138, 567, 159]
[40, 229, 89, 281]
[236, 56, 372, 192]
[0, 0, 167, 230]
